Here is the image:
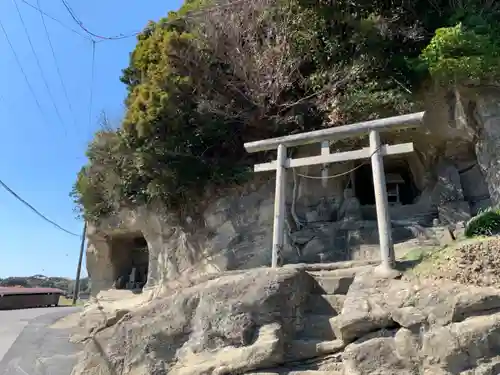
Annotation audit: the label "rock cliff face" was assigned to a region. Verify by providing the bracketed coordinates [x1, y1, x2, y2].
[73, 261, 500, 375]
[85, 87, 500, 297]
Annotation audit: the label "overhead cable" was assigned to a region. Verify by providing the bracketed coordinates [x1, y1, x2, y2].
[19, 0, 91, 41]
[61, 0, 139, 41]
[0, 16, 49, 126]
[12, 0, 68, 135]
[61, 0, 249, 42]
[0, 178, 80, 237]
[36, 0, 79, 130]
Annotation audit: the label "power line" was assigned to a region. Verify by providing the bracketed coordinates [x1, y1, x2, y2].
[61, 0, 138, 41]
[0, 178, 80, 237]
[36, 0, 79, 130]
[0, 15, 49, 126]
[19, 0, 91, 40]
[12, 0, 68, 135]
[60, 0, 249, 42]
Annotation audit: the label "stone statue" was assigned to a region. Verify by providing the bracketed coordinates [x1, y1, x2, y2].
[305, 197, 336, 223]
[130, 267, 137, 284]
[115, 274, 128, 290]
[339, 188, 362, 221]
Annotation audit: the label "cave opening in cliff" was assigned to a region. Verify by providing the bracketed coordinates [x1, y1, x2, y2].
[109, 233, 149, 291]
[353, 158, 419, 206]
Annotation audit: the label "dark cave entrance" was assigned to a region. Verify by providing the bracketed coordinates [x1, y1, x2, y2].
[109, 233, 149, 291]
[353, 159, 419, 206]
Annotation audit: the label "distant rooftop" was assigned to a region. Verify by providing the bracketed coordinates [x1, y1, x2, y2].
[0, 286, 65, 296]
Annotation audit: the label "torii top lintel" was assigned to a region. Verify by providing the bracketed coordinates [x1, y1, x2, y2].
[243, 111, 425, 154]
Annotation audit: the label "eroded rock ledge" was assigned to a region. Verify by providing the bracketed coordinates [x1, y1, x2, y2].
[85, 87, 500, 299]
[72, 263, 500, 375]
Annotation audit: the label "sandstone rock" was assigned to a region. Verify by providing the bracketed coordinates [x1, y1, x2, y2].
[171, 323, 283, 375]
[203, 197, 232, 229]
[70, 289, 153, 343]
[295, 223, 349, 263]
[285, 339, 346, 362]
[73, 257, 500, 375]
[432, 161, 465, 204]
[422, 312, 500, 373]
[301, 237, 330, 262]
[84, 88, 500, 301]
[331, 269, 500, 343]
[459, 357, 500, 375]
[343, 331, 415, 375]
[72, 267, 313, 375]
[208, 220, 238, 256]
[438, 201, 471, 225]
[394, 328, 420, 367]
[331, 309, 392, 343]
[391, 307, 426, 329]
[289, 227, 316, 245]
[459, 163, 490, 203]
[331, 272, 410, 342]
[331, 270, 500, 374]
[452, 287, 500, 321]
[75, 79, 500, 375]
[474, 94, 500, 206]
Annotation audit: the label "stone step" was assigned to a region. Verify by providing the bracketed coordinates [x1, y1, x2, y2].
[298, 314, 337, 340]
[309, 265, 373, 295]
[288, 259, 379, 272]
[285, 339, 345, 363]
[310, 275, 354, 295]
[307, 264, 374, 278]
[305, 294, 345, 315]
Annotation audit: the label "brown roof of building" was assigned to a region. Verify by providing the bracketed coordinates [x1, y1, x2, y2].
[0, 287, 65, 296]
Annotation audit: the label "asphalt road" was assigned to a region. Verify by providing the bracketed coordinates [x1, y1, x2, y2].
[0, 307, 82, 375]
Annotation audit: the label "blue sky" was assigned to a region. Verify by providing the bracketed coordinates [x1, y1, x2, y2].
[0, 0, 183, 278]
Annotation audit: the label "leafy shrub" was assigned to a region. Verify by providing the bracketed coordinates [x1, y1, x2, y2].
[420, 23, 500, 85]
[465, 207, 500, 238]
[73, 0, 500, 222]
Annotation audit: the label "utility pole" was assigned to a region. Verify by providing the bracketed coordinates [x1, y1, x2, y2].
[73, 221, 87, 306]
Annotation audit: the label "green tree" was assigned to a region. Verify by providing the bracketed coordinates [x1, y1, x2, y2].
[73, 0, 500, 222]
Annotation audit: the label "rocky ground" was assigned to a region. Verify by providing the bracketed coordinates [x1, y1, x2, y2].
[66, 246, 500, 375]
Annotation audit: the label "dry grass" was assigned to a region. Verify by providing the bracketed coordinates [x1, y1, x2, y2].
[401, 236, 497, 285]
[59, 296, 84, 306]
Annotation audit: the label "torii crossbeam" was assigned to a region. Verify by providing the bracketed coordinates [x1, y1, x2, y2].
[243, 111, 425, 274]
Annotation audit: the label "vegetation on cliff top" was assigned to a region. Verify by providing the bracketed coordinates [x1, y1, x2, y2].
[72, 0, 500, 222]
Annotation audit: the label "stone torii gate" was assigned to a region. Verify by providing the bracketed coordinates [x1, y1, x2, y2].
[243, 111, 425, 274]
